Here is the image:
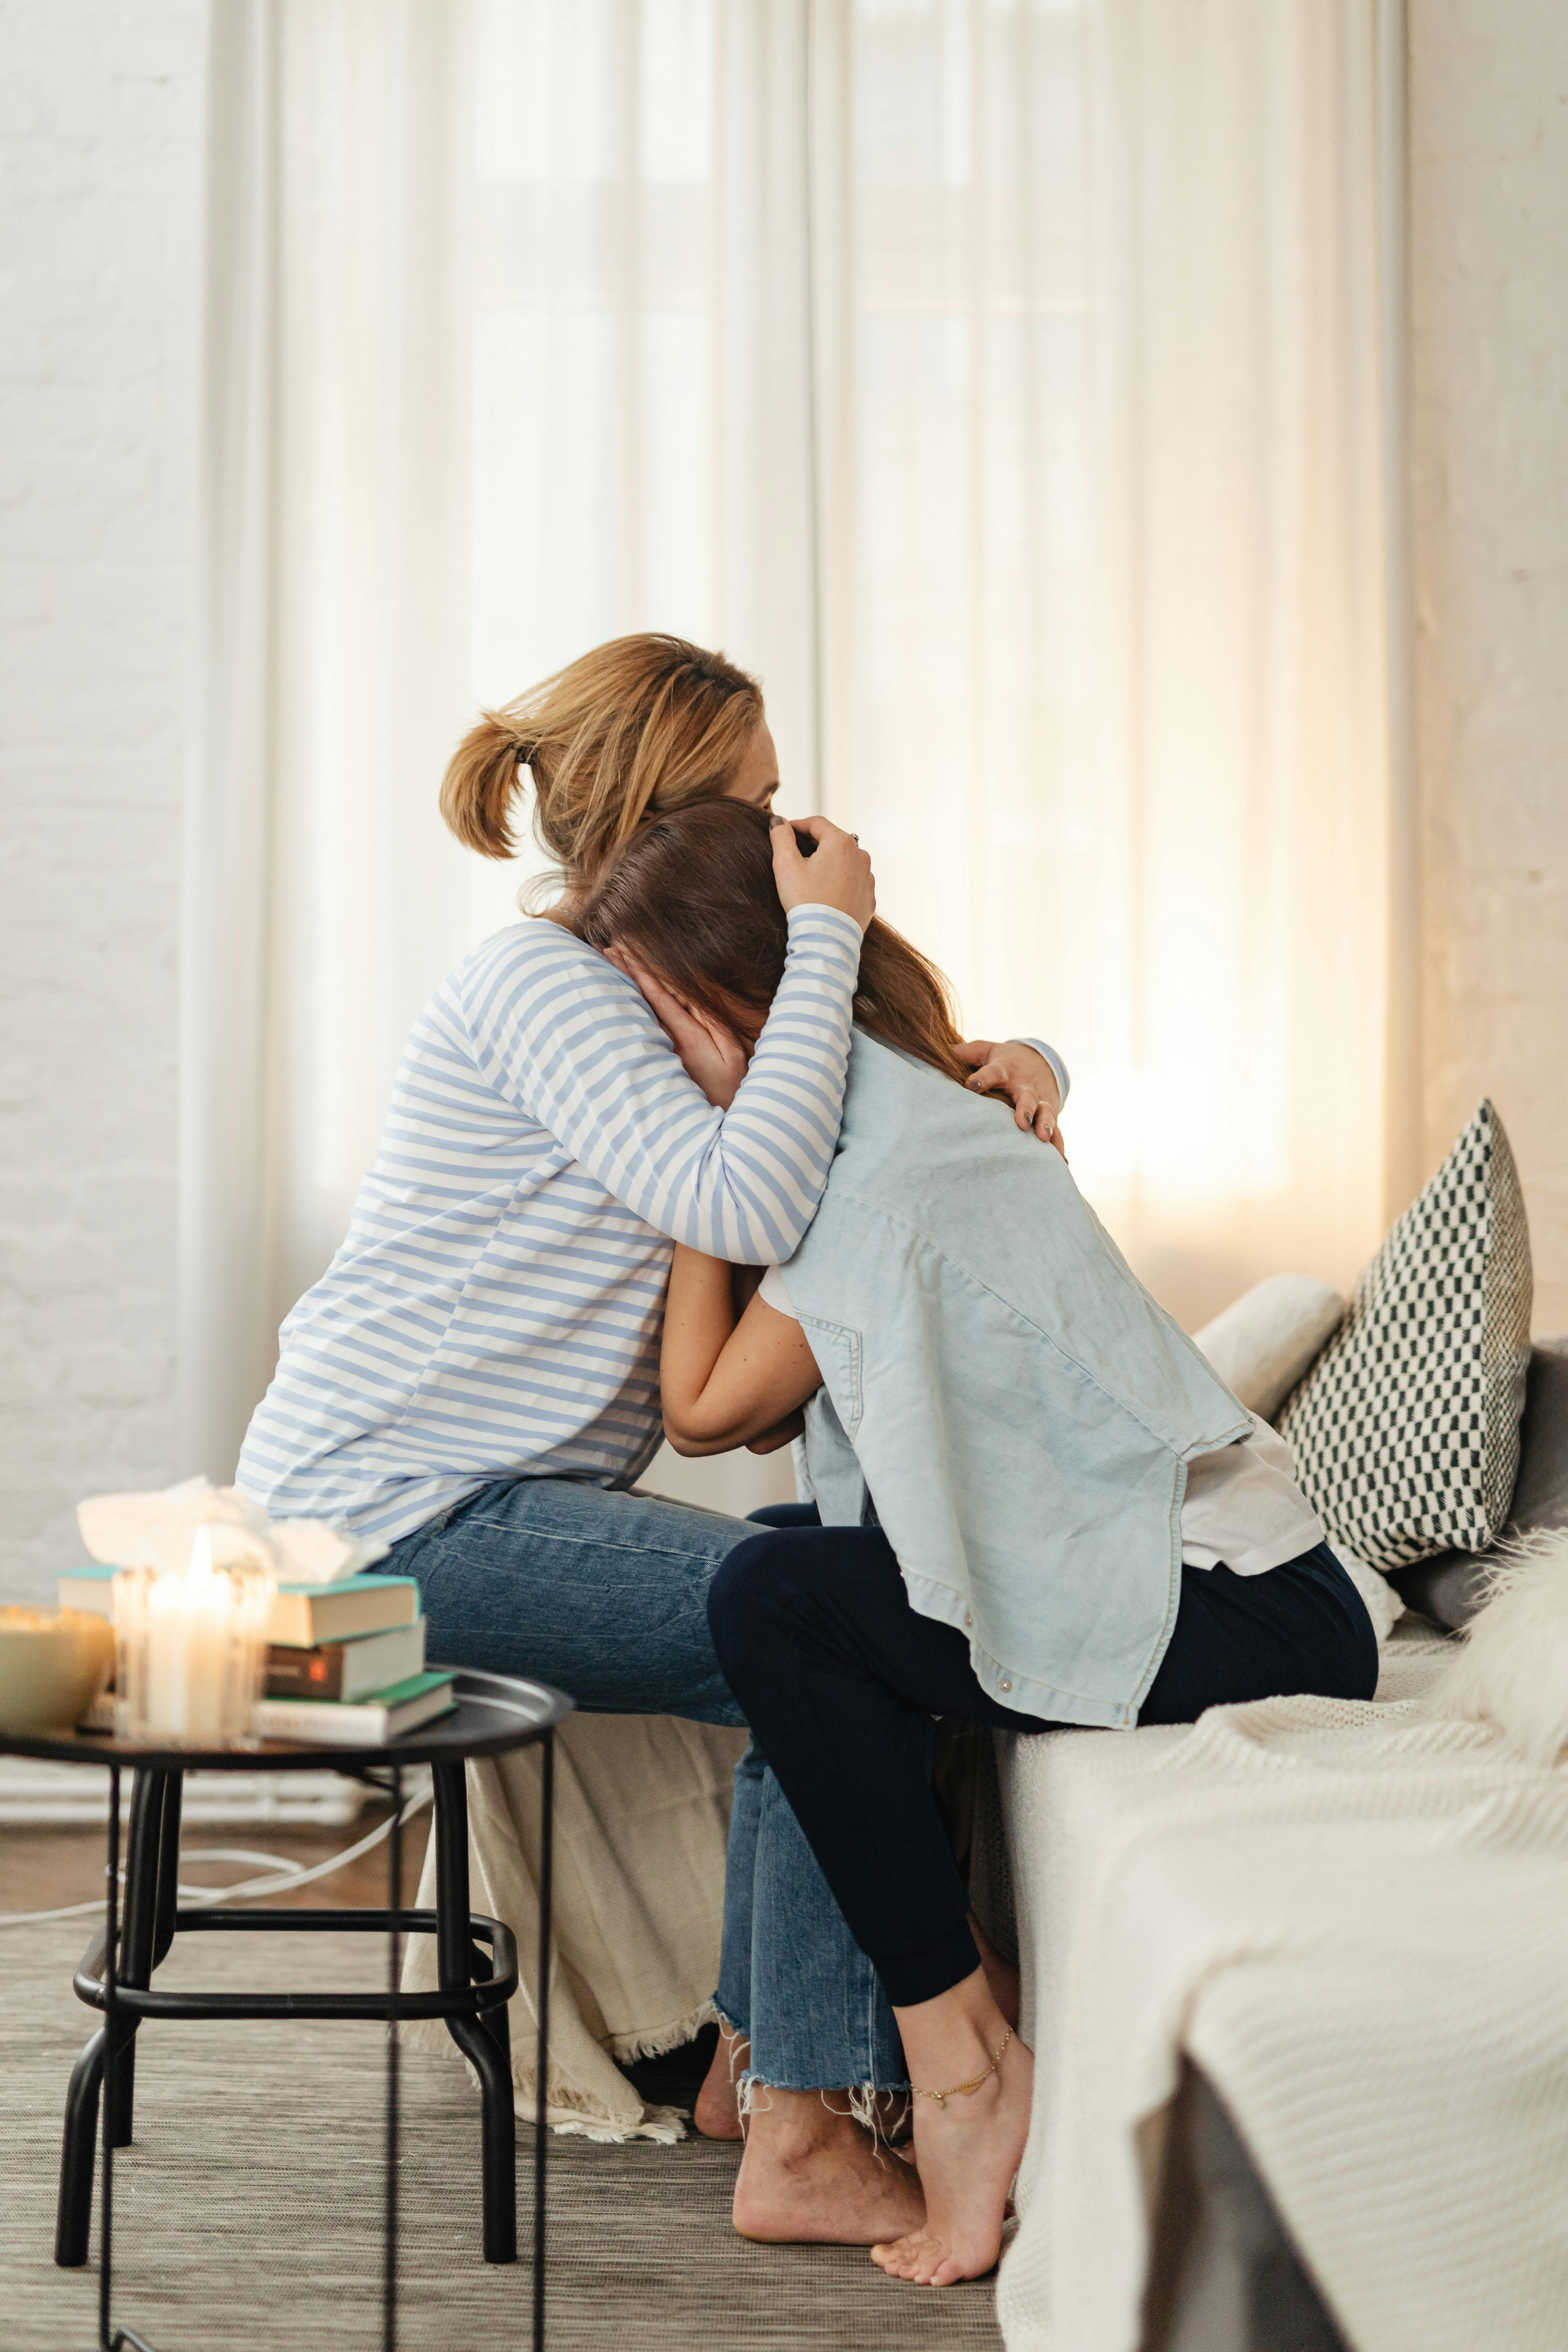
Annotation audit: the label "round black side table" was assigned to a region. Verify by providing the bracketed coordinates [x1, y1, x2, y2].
[2, 1666, 573, 2352]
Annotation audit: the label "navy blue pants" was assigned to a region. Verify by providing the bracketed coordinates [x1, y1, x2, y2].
[707, 1513, 1378, 2008]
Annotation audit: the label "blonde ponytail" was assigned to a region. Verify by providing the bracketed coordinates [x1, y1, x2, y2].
[439, 713, 534, 858]
[440, 634, 764, 892]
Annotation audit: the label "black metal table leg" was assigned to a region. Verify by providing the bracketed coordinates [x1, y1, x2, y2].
[100, 1763, 117, 2349]
[99, 1763, 157, 2352]
[56, 2023, 106, 2266]
[534, 1727, 554, 2352]
[59, 1773, 175, 2265]
[104, 1770, 164, 2149]
[432, 1758, 516, 2263]
[470, 1924, 511, 2073]
[384, 1764, 403, 2352]
[150, 1773, 183, 1968]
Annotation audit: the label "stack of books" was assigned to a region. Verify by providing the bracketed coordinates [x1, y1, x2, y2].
[59, 1567, 457, 1745]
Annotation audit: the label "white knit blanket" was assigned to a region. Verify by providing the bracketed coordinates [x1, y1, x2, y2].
[994, 1625, 1568, 2352]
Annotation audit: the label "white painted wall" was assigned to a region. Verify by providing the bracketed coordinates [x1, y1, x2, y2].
[0, 2, 1563, 1598]
[1409, 0, 1568, 1333]
[0, 2, 206, 1600]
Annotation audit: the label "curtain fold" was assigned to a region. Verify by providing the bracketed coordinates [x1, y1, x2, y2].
[185, 0, 1404, 1478]
[179, 0, 280, 1486]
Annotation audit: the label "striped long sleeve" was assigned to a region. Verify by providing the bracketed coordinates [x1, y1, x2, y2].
[237, 908, 862, 1543]
[462, 906, 861, 1262]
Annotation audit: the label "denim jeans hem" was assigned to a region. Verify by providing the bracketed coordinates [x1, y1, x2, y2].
[737, 2068, 912, 2096]
[716, 1985, 910, 2095]
[712, 2003, 910, 2094]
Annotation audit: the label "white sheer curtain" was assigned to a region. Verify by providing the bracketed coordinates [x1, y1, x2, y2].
[183, 0, 1405, 1483]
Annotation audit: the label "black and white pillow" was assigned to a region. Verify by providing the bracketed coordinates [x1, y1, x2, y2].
[1277, 1100, 1532, 1575]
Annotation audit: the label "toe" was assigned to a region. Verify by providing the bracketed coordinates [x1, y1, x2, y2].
[874, 2230, 943, 2284]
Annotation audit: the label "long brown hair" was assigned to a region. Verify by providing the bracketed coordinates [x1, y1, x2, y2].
[439, 634, 764, 892]
[577, 802, 970, 1086]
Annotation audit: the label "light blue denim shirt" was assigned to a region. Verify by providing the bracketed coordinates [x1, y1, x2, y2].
[782, 1032, 1253, 1729]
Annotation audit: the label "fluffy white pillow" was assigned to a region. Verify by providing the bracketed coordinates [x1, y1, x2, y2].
[1429, 1528, 1568, 1765]
[1194, 1275, 1345, 1421]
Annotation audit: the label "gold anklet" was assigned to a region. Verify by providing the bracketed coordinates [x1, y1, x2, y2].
[910, 2026, 1014, 2108]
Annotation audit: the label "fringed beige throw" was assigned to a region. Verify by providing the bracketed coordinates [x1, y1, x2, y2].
[404, 1712, 747, 2141]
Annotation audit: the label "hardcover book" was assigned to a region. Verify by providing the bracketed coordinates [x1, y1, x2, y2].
[80, 1667, 457, 1746]
[255, 1671, 456, 1746]
[264, 1618, 427, 1701]
[57, 1567, 421, 1648]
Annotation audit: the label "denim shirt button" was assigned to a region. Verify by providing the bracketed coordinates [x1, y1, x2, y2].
[964, 1610, 973, 1627]
[999, 1678, 1011, 1693]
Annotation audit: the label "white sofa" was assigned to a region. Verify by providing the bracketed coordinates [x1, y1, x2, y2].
[982, 1337, 1568, 2352]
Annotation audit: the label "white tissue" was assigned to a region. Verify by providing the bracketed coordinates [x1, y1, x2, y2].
[76, 1475, 389, 1587]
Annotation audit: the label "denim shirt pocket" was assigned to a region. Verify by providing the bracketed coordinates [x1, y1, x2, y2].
[797, 1315, 865, 1441]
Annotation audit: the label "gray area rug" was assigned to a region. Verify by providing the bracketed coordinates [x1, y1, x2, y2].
[0, 1922, 1003, 2350]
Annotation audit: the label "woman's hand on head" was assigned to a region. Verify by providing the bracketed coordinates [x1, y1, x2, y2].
[958, 1039, 1066, 1156]
[607, 945, 750, 1110]
[771, 815, 876, 933]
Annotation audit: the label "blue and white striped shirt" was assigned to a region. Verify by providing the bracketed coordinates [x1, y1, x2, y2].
[238, 906, 864, 1545]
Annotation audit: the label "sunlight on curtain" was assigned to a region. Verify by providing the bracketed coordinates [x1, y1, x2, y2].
[186, 0, 1398, 1479]
[471, 0, 1397, 1330]
[811, 1, 1394, 1327]
[466, 0, 821, 800]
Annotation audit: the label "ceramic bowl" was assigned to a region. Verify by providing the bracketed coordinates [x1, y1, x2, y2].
[0, 1608, 115, 1738]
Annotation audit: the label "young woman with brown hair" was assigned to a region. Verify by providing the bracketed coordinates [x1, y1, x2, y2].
[238, 634, 1069, 2244]
[579, 799, 1376, 2287]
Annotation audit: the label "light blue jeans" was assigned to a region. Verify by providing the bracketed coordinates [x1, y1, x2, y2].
[384, 1475, 905, 2091]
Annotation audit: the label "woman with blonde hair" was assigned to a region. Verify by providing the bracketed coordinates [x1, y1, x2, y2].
[239, 632, 1067, 2244]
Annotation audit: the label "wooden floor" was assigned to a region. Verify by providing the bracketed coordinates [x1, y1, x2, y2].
[0, 1820, 1006, 2352]
[0, 1804, 427, 1916]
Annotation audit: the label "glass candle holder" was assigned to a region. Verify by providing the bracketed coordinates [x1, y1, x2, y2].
[112, 1530, 275, 1747]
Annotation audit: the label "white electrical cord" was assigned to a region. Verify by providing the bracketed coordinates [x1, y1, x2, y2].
[0, 1782, 434, 1928]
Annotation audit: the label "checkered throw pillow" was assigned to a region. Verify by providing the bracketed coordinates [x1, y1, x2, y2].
[1277, 1100, 1532, 1574]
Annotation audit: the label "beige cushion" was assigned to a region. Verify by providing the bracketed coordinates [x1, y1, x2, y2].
[1194, 1274, 1345, 1422]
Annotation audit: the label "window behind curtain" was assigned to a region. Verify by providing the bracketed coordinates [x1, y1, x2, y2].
[185, 0, 1399, 1476]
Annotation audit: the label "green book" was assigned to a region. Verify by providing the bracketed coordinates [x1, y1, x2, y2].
[58, 1566, 421, 1648]
[255, 1670, 457, 1746]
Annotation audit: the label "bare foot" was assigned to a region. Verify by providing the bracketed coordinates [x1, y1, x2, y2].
[734, 2088, 927, 2245]
[873, 1973, 1034, 2287]
[969, 1912, 1021, 2030]
[693, 2022, 747, 2141]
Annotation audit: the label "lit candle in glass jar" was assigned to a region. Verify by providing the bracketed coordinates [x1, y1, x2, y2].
[114, 1530, 274, 1746]
[142, 1528, 232, 1740]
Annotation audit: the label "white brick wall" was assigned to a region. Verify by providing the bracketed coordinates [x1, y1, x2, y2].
[1410, 0, 1568, 1332]
[0, 2, 206, 1599]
